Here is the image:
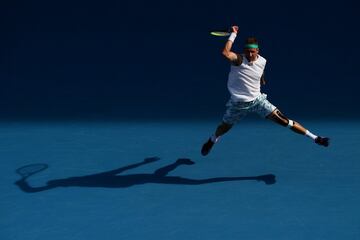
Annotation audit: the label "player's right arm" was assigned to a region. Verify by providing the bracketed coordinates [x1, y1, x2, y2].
[222, 26, 242, 66]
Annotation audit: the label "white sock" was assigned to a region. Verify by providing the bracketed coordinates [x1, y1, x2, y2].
[305, 130, 317, 140]
[211, 135, 220, 143]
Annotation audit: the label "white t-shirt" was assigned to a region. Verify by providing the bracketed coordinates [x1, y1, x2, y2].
[227, 54, 266, 102]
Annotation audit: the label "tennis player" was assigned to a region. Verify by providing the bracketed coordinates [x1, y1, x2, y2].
[201, 26, 329, 156]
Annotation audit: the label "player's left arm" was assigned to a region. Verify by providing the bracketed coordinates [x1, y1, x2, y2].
[261, 73, 266, 85]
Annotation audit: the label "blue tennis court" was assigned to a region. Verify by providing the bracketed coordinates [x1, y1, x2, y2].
[1, 120, 359, 239]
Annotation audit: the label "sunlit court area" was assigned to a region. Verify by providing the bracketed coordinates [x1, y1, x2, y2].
[1, 120, 360, 239]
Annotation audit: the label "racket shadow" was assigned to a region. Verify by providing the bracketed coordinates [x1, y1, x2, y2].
[15, 157, 276, 193]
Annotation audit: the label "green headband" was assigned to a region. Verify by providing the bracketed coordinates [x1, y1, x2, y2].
[244, 43, 259, 49]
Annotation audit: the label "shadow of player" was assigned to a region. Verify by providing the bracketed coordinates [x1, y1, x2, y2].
[15, 157, 276, 193]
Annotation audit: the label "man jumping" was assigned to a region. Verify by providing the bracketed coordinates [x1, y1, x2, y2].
[201, 26, 329, 156]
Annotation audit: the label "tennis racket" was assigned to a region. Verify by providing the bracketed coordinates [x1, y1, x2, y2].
[210, 30, 231, 37]
[16, 164, 48, 179]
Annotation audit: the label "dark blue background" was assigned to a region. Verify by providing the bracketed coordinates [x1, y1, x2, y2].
[1, 0, 358, 120]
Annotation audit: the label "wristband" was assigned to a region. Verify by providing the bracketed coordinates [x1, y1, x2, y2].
[228, 32, 237, 42]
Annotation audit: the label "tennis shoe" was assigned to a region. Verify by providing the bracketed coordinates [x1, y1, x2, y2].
[315, 136, 330, 147]
[201, 138, 215, 156]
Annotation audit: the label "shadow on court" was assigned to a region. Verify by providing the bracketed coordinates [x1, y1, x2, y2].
[15, 157, 276, 193]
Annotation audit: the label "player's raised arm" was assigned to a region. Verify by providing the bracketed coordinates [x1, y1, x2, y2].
[222, 26, 242, 65]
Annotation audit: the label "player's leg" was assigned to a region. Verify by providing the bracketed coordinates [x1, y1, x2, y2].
[215, 121, 233, 138]
[266, 109, 329, 147]
[201, 121, 233, 156]
[201, 100, 246, 156]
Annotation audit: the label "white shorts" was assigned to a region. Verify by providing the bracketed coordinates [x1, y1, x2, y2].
[222, 93, 277, 125]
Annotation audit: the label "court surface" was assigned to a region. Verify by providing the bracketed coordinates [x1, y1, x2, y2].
[1, 120, 359, 240]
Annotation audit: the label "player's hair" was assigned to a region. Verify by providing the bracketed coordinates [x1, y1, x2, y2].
[245, 37, 258, 45]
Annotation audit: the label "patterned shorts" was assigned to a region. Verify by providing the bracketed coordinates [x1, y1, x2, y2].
[222, 93, 277, 125]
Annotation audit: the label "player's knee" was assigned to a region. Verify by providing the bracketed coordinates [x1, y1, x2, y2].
[268, 109, 288, 127]
[283, 117, 298, 129]
[289, 121, 306, 134]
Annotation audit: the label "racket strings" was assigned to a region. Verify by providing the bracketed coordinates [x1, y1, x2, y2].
[16, 164, 48, 178]
[210, 31, 231, 37]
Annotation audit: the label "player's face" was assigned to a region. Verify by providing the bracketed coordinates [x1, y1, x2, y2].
[244, 48, 259, 62]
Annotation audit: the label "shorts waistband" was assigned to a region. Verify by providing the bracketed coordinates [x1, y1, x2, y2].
[232, 94, 266, 104]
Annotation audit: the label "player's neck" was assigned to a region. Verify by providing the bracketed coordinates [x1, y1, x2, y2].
[246, 55, 259, 63]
